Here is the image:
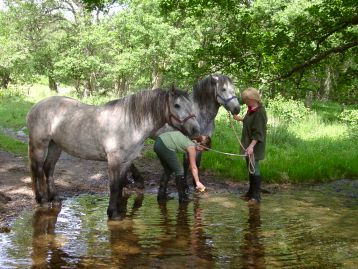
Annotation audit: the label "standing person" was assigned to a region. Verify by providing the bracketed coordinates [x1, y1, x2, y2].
[233, 87, 267, 205]
[154, 131, 211, 202]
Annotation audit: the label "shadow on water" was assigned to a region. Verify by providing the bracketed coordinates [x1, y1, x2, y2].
[0, 180, 357, 268]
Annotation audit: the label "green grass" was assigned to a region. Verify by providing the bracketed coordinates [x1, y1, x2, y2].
[0, 133, 27, 157]
[200, 106, 358, 183]
[0, 85, 357, 183]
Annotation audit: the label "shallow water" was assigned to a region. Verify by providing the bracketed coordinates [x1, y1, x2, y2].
[1, 180, 357, 269]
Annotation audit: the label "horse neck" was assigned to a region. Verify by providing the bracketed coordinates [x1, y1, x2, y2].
[190, 91, 220, 122]
[136, 92, 168, 132]
[109, 90, 168, 136]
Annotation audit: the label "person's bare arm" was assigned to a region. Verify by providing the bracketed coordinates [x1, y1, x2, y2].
[187, 146, 205, 191]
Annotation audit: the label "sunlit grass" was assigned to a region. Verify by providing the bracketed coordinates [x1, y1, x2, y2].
[0, 133, 27, 157]
[200, 106, 358, 183]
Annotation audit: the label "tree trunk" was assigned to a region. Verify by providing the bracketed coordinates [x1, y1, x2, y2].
[0, 70, 11, 89]
[115, 77, 127, 96]
[151, 70, 163, 89]
[320, 67, 332, 101]
[48, 76, 58, 92]
[304, 90, 313, 108]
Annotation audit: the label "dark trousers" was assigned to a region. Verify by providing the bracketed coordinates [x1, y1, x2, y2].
[154, 138, 183, 176]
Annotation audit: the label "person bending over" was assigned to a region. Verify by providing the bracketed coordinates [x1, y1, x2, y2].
[154, 131, 211, 202]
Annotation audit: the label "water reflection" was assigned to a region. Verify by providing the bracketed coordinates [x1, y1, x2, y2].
[157, 199, 215, 267]
[1, 182, 357, 268]
[240, 205, 265, 269]
[31, 204, 69, 269]
[107, 192, 144, 268]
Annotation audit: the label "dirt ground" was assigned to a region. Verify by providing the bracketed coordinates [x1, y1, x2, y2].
[0, 146, 282, 231]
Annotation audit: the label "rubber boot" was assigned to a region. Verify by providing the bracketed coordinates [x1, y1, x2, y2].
[248, 175, 261, 205]
[157, 173, 169, 203]
[240, 173, 254, 201]
[175, 175, 190, 203]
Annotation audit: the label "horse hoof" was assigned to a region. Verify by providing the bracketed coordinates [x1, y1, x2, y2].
[157, 194, 168, 203]
[179, 195, 190, 204]
[248, 198, 260, 206]
[107, 208, 124, 220]
[35, 196, 48, 204]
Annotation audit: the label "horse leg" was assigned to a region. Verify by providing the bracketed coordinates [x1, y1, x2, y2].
[28, 140, 49, 204]
[107, 157, 130, 220]
[129, 163, 144, 189]
[43, 140, 62, 202]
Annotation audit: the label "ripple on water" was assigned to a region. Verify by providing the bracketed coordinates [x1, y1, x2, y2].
[0, 182, 357, 269]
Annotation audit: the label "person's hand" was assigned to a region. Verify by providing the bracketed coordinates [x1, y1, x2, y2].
[196, 182, 206, 192]
[233, 114, 243, 121]
[245, 145, 254, 155]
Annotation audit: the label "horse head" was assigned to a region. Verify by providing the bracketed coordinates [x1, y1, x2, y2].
[166, 85, 200, 137]
[211, 75, 241, 115]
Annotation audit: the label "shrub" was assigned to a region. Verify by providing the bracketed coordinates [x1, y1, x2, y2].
[267, 94, 309, 122]
[338, 108, 358, 126]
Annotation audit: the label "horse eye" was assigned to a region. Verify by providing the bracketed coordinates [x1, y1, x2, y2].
[222, 88, 226, 92]
[174, 104, 181, 109]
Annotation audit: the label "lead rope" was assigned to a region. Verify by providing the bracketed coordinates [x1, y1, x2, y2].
[194, 112, 256, 174]
[227, 112, 256, 174]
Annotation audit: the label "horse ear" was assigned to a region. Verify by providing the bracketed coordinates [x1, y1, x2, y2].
[170, 83, 176, 95]
[210, 74, 219, 85]
[212, 75, 219, 81]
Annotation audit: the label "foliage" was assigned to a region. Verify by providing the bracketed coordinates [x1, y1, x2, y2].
[0, 0, 356, 101]
[338, 108, 358, 126]
[267, 94, 309, 122]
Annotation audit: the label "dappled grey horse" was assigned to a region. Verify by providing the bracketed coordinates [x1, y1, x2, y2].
[130, 74, 240, 200]
[27, 86, 200, 219]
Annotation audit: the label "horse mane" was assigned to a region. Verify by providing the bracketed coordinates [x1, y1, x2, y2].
[192, 74, 233, 109]
[105, 88, 189, 127]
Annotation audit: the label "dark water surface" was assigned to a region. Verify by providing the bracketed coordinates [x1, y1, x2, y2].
[1, 180, 357, 268]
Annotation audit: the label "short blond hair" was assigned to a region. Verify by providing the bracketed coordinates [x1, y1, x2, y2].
[241, 87, 262, 104]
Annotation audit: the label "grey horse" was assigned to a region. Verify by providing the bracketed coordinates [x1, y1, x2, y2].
[27, 86, 200, 219]
[130, 74, 241, 201]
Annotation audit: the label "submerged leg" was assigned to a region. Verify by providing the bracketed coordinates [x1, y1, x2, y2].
[129, 163, 144, 189]
[175, 175, 190, 203]
[246, 159, 262, 205]
[28, 140, 49, 204]
[43, 140, 62, 202]
[157, 168, 171, 203]
[107, 157, 130, 220]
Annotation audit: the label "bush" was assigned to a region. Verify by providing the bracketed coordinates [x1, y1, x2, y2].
[338, 108, 358, 126]
[267, 94, 309, 122]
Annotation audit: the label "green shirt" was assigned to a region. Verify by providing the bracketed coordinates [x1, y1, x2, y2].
[240, 105, 267, 160]
[159, 131, 195, 153]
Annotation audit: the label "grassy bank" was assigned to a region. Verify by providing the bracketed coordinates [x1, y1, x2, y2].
[0, 85, 357, 183]
[202, 109, 358, 183]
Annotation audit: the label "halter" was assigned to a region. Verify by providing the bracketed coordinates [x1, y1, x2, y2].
[216, 94, 238, 106]
[215, 83, 238, 107]
[165, 93, 196, 127]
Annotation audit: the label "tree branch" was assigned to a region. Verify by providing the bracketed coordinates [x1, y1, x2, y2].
[270, 40, 358, 82]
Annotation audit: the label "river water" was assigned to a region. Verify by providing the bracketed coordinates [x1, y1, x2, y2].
[1, 180, 357, 268]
